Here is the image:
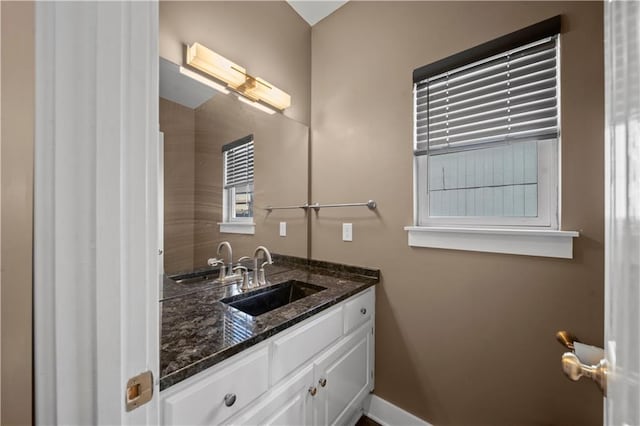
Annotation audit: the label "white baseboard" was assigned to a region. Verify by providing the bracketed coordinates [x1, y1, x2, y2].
[363, 394, 433, 426]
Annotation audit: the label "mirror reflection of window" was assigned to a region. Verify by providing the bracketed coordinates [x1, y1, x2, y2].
[231, 183, 253, 219]
[223, 135, 254, 222]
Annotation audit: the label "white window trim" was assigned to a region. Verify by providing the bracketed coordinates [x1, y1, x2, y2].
[220, 185, 255, 234]
[418, 139, 559, 228]
[223, 184, 254, 224]
[404, 226, 578, 259]
[222, 138, 254, 229]
[219, 222, 256, 235]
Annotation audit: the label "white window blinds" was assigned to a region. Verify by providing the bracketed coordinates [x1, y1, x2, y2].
[415, 36, 559, 155]
[224, 138, 254, 188]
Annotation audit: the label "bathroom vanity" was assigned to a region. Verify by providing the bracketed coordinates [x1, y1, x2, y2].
[159, 256, 379, 426]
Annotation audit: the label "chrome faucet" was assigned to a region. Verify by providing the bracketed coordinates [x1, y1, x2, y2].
[253, 246, 273, 286]
[207, 241, 241, 284]
[217, 241, 233, 270]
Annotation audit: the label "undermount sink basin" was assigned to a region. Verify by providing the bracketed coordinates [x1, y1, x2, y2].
[221, 280, 327, 317]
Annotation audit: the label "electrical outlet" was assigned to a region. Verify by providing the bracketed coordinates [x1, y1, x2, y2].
[342, 223, 353, 242]
[279, 222, 287, 237]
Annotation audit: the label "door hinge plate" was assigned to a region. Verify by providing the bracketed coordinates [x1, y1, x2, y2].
[126, 370, 154, 412]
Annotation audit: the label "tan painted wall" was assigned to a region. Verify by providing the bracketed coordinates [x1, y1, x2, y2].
[0, 2, 34, 425]
[160, 1, 311, 126]
[160, 98, 196, 274]
[310, 2, 604, 425]
[193, 93, 309, 267]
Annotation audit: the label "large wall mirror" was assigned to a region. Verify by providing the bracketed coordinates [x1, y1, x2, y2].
[159, 58, 309, 277]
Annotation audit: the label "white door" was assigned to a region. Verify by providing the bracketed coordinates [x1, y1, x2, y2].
[604, 0, 640, 424]
[34, 1, 160, 424]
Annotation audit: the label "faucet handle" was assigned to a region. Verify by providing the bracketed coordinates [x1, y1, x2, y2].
[208, 258, 224, 267]
[257, 268, 267, 286]
[233, 265, 250, 291]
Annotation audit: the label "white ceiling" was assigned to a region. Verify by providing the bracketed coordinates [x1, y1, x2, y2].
[287, 1, 348, 26]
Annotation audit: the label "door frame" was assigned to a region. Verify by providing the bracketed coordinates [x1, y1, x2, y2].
[604, 0, 640, 424]
[33, 2, 160, 424]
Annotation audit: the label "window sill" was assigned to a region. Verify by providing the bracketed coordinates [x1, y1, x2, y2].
[219, 222, 255, 235]
[404, 226, 579, 259]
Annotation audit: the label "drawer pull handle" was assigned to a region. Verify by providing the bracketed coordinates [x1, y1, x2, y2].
[360, 308, 367, 315]
[308, 386, 317, 396]
[224, 393, 236, 407]
[319, 378, 327, 387]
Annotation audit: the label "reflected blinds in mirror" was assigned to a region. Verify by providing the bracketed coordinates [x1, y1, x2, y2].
[223, 135, 254, 188]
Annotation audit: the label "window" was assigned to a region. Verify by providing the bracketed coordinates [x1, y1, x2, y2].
[221, 135, 255, 233]
[415, 35, 559, 228]
[407, 16, 579, 258]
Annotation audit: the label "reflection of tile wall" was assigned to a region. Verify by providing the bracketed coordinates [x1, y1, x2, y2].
[160, 98, 195, 274]
[194, 94, 309, 269]
[194, 94, 257, 267]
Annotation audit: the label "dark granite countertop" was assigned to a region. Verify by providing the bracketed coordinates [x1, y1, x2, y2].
[160, 255, 379, 390]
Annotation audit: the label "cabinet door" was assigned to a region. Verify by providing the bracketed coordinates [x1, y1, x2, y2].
[230, 365, 315, 426]
[314, 321, 373, 426]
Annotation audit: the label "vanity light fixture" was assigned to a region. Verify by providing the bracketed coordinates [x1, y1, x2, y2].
[186, 42, 247, 89]
[237, 75, 291, 111]
[186, 42, 291, 111]
[237, 95, 276, 115]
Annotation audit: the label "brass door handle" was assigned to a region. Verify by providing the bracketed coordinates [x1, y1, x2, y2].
[308, 386, 317, 396]
[561, 352, 607, 396]
[556, 330, 579, 351]
[318, 378, 327, 387]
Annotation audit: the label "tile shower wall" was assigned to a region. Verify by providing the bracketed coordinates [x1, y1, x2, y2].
[160, 98, 196, 274]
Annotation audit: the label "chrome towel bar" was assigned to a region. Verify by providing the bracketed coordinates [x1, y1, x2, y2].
[265, 200, 377, 212]
[309, 200, 377, 211]
[265, 203, 309, 212]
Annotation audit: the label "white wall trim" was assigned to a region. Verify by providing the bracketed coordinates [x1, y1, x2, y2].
[219, 222, 256, 234]
[405, 226, 579, 259]
[363, 394, 432, 426]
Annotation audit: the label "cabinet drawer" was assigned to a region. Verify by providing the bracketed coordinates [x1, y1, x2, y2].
[271, 307, 342, 385]
[344, 289, 374, 334]
[163, 347, 269, 426]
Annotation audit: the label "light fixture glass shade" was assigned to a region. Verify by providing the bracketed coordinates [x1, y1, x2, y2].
[179, 66, 230, 94]
[241, 76, 291, 110]
[186, 43, 246, 89]
[237, 95, 276, 115]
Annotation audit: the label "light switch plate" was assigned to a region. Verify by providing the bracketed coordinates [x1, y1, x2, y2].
[342, 223, 353, 242]
[279, 222, 287, 237]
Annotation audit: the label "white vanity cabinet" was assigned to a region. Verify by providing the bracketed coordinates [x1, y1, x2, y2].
[160, 287, 375, 426]
[313, 322, 373, 426]
[234, 364, 315, 426]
